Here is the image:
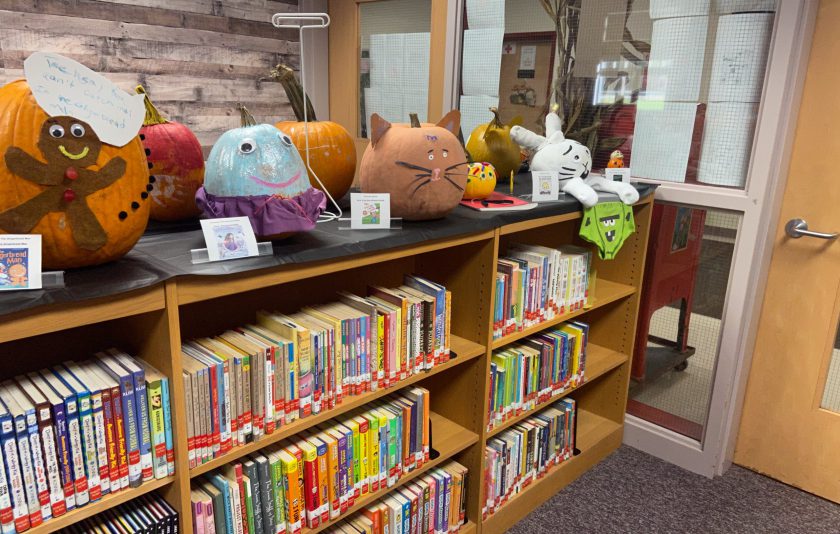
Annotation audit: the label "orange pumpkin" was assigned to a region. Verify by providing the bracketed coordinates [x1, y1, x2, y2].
[360, 110, 467, 220]
[463, 162, 497, 200]
[136, 86, 204, 221]
[607, 149, 625, 168]
[273, 65, 356, 201]
[0, 80, 150, 269]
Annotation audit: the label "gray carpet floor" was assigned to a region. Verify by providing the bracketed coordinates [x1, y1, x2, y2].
[506, 445, 840, 534]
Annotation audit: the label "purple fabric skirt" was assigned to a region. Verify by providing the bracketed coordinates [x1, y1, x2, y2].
[196, 187, 327, 238]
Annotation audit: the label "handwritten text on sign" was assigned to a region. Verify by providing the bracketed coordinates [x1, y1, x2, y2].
[24, 52, 145, 147]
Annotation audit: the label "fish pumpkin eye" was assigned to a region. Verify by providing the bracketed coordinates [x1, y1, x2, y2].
[49, 124, 65, 138]
[279, 134, 293, 146]
[70, 123, 86, 137]
[239, 138, 257, 154]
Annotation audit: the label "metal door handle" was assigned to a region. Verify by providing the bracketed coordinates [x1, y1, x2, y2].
[785, 218, 838, 240]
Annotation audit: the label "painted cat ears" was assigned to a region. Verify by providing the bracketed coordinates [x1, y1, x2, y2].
[370, 109, 462, 147]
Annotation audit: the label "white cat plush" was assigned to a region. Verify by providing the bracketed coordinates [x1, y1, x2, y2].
[510, 112, 639, 208]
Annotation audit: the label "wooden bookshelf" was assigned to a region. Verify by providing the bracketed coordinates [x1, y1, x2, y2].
[490, 279, 636, 350]
[27, 476, 175, 534]
[481, 411, 622, 534]
[189, 336, 485, 478]
[305, 412, 478, 534]
[0, 194, 652, 533]
[486, 345, 627, 437]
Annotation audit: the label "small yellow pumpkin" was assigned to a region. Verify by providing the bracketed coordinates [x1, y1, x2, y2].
[463, 162, 497, 200]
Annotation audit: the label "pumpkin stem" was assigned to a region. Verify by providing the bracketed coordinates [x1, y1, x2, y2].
[238, 104, 257, 127]
[481, 107, 505, 140]
[409, 113, 421, 128]
[270, 64, 317, 122]
[135, 85, 168, 126]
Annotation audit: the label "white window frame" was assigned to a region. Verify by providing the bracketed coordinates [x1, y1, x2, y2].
[446, 0, 818, 477]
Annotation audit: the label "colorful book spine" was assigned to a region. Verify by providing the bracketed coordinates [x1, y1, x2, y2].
[0, 406, 28, 533]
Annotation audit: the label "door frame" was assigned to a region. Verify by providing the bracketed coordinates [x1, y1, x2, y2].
[327, 0, 452, 170]
[623, 0, 819, 476]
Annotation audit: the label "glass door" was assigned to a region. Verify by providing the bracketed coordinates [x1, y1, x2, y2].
[452, 0, 816, 475]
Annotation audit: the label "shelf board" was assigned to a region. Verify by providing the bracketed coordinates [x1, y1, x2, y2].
[0, 286, 166, 344]
[27, 475, 174, 534]
[481, 410, 622, 533]
[305, 412, 478, 534]
[177, 231, 495, 304]
[486, 344, 627, 437]
[499, 211, 583, 235]
[458, 520, 477, 534]
[190, 335, 485, 477]
[491, 279, 636, 350]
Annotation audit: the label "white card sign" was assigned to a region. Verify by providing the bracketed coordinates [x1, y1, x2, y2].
[200, 217, 260, 262]
[605, 168, 632, 183]
[0, 234, 42, 291]
[351, 193, 391, 229]
[531, 171, 560, 202]
[24, 52, 145, 147]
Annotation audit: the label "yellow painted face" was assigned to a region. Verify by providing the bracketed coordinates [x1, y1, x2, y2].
[463, 161, 498, 200]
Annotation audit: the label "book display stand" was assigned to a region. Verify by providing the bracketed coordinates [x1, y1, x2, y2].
[0, 182, 653, 533]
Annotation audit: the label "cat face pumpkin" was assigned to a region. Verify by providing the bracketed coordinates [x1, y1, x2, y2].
[359, 110, 467, 220]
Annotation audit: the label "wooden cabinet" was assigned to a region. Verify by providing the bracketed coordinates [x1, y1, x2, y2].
[0, 196, 651, 533]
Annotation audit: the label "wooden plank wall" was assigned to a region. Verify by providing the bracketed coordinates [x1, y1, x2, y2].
[0, 0, 301, 156]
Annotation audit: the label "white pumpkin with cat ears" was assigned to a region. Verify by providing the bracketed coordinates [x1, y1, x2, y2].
[510, 112, 639, 208]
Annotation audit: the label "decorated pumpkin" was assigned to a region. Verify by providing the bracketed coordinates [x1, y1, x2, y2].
[463, 162, 497, 200]
[135, 86, 204, 221]
[360, 110, 466, 220]
[607, 149, 624, 168]
[466, 107, 522, 180]
[196, 105, 326, 239]
[272, 64, 356, 201]
[0, 79, 150, 269]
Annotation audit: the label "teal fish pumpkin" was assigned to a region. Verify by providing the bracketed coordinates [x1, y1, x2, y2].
[195, 105, 327, 239]
[204, 106, 310, 198]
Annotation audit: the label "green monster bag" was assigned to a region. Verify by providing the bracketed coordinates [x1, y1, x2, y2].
[579, 202, 635, 260]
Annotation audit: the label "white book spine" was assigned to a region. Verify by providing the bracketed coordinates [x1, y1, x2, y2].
[0, 439, 15, 533]
[76, 399, 101, 497]
[66, 407, 89, 506]
[25, 418, 50, 519]
[39, 421, 64, 514]
[14, 418, 40, 521]
[90, 396, 110, 494]
[2, 431, 27, 528]
[265, 354, 274, 431]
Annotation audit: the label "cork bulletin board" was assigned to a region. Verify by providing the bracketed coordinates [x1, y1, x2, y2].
[498, 32, 556, 133]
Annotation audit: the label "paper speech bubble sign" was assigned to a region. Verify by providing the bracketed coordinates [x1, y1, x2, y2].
[24, 52, 145, 147]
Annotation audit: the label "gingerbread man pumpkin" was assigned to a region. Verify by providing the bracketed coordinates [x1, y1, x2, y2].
[0, 78, 150, 269]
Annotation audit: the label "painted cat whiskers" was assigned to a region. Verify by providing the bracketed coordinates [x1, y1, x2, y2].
[396, 157, 468, 196]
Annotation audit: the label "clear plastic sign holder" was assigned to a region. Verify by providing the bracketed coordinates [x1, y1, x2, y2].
[190, 242, 274, 264]
[42, 271, 65, 289]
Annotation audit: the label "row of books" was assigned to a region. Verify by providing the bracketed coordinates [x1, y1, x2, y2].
[483, 399, 576, 518]
[322, 460, 468, 534]
[0, 350, 173, 533]
[182, 275, 452, 468]
[494, 244, 592, 339]
[190, 387, 430, 534]
[488, 322, 588, 431]
[58, 492, 178, 534]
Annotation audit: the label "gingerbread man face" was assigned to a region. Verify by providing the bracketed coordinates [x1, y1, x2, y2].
[37, 116, 101, 168]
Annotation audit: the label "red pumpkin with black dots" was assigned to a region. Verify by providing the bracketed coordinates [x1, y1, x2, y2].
[135, 86, 205, 221]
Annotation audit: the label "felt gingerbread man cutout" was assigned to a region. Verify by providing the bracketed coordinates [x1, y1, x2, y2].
[0, 116, 126, 250]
